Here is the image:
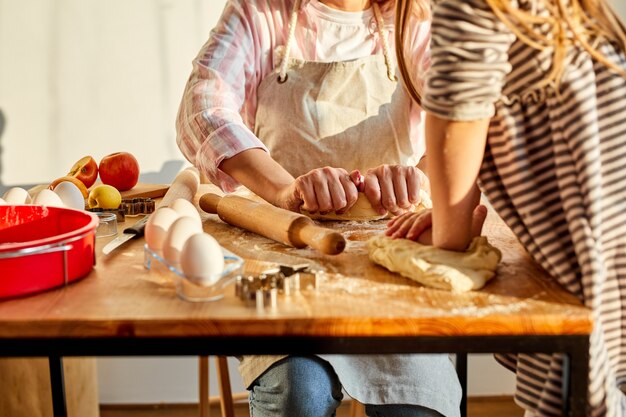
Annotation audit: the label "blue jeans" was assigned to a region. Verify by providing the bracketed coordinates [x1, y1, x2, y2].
[248, 356, 444, 417]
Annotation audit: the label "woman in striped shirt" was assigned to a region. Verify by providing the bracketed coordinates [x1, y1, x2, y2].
[177, 1, 462, 416]
[389, 0, 626, 415]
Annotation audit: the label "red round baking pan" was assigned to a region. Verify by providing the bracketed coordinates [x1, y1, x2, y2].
[0, 205, 98, 299]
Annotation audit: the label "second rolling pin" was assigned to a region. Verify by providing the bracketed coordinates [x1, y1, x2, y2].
[158, 167, 200, 208]
[199, 193, 346, 255]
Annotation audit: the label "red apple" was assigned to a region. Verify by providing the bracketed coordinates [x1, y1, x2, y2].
[99, 152, 140, 191]
[67, 156, 99, 188]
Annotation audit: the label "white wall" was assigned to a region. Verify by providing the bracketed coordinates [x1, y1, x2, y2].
[96, 355, 516, 404]
[97, 356, 246, 404]
[0, 0, 222, 185]
[3, 0, 626, 406]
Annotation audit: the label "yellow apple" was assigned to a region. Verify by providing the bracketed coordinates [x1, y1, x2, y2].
[87, 184, 122, 209]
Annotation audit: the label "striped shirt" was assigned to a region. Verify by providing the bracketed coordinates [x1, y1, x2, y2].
[175, 0, 430, 192]
[423, 0, 626, 415]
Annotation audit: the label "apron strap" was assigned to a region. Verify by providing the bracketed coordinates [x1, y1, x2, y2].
[278, 0, 302, 82]
[372, 2, 397, 81]
[278, 1, 396, 83]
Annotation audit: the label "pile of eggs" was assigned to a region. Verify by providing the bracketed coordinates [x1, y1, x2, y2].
[145, 198, 224, 287]
[1, 183, 86, 210]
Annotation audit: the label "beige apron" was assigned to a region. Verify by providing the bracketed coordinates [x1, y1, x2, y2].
[253, 7, 416, 177]
[242, 3, 461, 416]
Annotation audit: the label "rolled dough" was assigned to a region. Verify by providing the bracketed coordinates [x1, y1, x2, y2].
[367, 235, 502, 292]
[305, 190, 432, 222]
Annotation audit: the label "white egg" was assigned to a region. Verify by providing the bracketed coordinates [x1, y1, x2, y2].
[32, 189, 65, 207]
[2, 187, 31, 204]
[169, 198, 202, 227]
[180, 233, 225, 287]
[144, 207, 180, 254]
[162, 216, 203, 267]
[53, 181, 85, 210]
[0, 197, 6, 205]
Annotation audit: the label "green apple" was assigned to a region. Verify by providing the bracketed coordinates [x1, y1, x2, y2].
[88, 184, 122, 209]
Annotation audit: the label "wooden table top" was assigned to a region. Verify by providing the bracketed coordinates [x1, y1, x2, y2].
[0, 185, 592, 339]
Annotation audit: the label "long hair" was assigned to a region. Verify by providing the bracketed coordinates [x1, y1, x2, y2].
[394, 0, 430, 104]
[395, 0, 626, 104]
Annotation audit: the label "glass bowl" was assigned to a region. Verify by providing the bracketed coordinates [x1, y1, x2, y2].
[143, 244, 244, 302]
[95, 212, 118, 238]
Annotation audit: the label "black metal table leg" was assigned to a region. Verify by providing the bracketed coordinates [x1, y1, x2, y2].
[49, 356, 68, 417]
[566, 336, 590, 417]
[456, 352, 468, 417]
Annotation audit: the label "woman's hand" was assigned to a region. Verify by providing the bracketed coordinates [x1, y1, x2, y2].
[385, 204, 488, 247]
[361, 165, 429, 216]
[275, 166, 359, 214]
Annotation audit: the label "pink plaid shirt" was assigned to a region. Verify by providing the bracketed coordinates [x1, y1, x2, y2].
[176, 0, 430, 192]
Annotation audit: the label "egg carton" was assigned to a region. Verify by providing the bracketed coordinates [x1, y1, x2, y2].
[143, 244, 244, 302]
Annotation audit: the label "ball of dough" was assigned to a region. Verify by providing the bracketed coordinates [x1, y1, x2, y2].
[368, 235, 501, 292]
[305, 190, 432, 222]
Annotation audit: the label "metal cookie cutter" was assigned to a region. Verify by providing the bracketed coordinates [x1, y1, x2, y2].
[120, 198, 156, 216]
[234, 264, 326, 311]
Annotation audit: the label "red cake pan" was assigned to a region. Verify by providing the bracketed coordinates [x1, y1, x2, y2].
[0, 205, 98, 299]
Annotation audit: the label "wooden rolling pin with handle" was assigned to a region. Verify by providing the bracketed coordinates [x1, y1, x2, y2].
[103, 167, 201, 255]
[158, 167, 200, 208]
[199, 193, 346, 255]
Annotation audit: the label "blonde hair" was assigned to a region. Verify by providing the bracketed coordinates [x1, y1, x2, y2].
[395, 0, 430, 104]
[395, 0, 626, 104]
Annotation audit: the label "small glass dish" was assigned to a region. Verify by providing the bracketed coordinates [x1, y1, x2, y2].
[143, 244, 244, 302]
[95, 212, 117, 238]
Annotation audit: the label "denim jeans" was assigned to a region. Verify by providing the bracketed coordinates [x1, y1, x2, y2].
[248, 356, 444, 417]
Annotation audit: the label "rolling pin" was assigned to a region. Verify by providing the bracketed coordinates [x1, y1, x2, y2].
[199, 193, 346, 255]
[158, 167, 200, 208]
[102, 167, 202, 255]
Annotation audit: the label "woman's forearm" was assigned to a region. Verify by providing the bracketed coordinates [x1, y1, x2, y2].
[425, 113, 489, 251]
[219, 149, 295, 206]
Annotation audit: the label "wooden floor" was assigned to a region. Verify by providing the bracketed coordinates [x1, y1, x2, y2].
[101, 396, 524, 417]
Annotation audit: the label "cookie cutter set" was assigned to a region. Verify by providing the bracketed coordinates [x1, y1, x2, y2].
[88, 198, 156, 222]
[235, 264, 325, 311]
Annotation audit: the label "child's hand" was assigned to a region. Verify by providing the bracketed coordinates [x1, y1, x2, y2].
[386, 209, 433, 242]
[385, 205, 488, 247]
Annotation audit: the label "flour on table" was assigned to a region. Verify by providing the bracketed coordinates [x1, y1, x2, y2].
[368, 235, 501, 292]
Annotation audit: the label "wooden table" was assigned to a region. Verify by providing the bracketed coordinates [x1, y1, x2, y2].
[0, 185, 592, 417]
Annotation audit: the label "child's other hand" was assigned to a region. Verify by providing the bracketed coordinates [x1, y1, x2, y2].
[385, 205, 488, 247]
[386, 209, 433, 243]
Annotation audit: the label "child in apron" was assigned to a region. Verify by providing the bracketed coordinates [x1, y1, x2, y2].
[177, 1, 459, 416]
[390, 0, 626, 416]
